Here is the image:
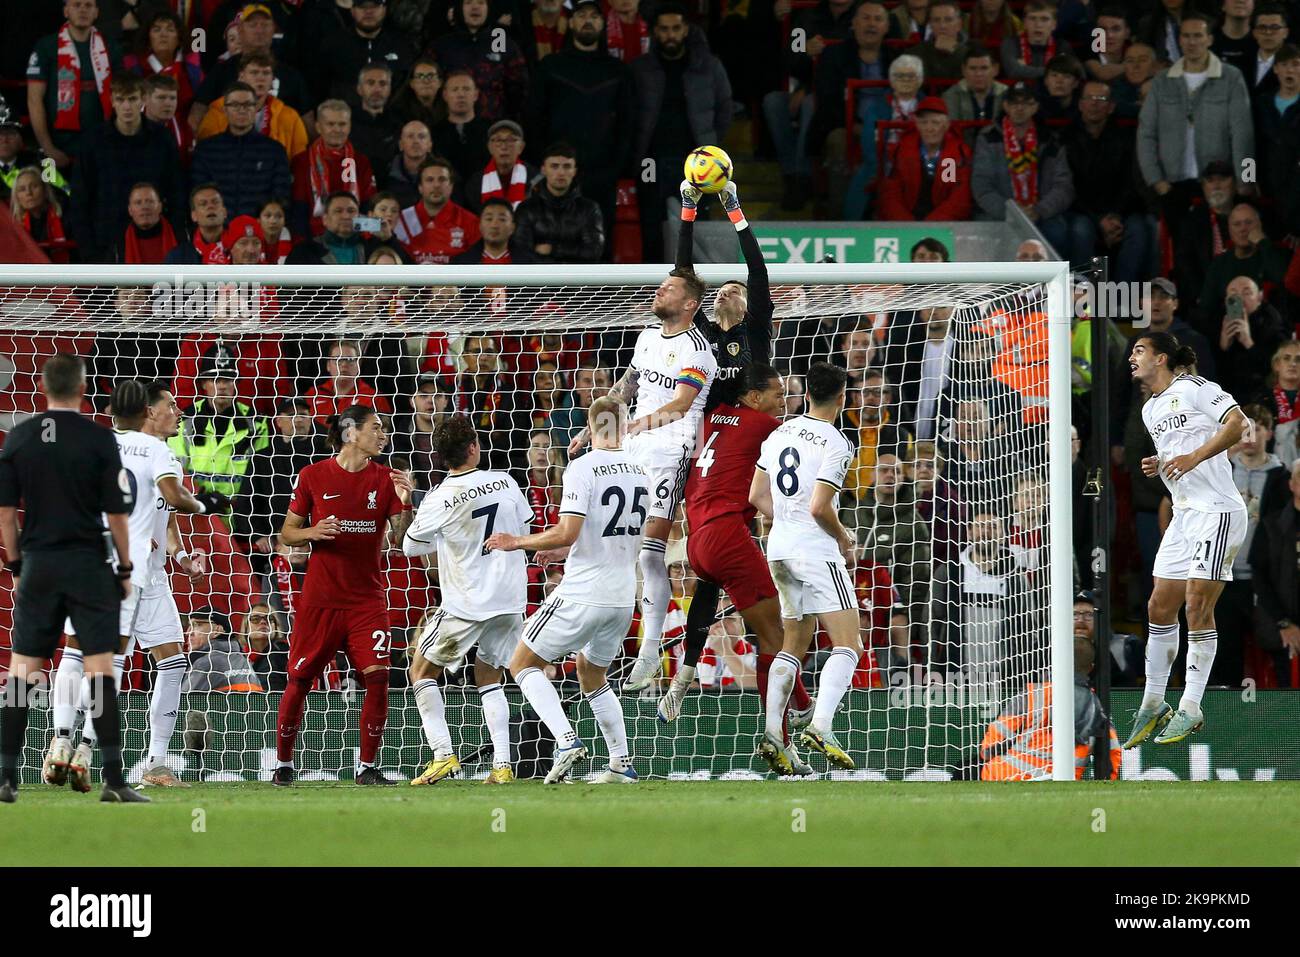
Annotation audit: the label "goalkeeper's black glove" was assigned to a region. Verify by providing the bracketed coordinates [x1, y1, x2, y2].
[195, 490, 231, 514]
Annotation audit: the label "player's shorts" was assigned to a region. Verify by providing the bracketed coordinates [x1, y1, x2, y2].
[12, 551, 120, 659]
[115, 582, 184, 650]
[626, 434, 693, 523]
[521, 595, 634, 668]
[687, 518, 777, 612]
[769, 557, 857, 621]
[1153, 507, 1248, 582]
[416, 609, 522, 670]
[287, 604, 393, 681]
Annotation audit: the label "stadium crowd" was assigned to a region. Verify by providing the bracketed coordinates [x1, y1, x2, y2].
[0, 0, 1298, 700]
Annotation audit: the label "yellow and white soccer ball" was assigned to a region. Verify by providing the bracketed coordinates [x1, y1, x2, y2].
[683, 145, 733, 194]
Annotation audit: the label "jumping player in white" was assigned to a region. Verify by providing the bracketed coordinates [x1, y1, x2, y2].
[1125, 332, 1248, 747]
[402, 413, 531, 785]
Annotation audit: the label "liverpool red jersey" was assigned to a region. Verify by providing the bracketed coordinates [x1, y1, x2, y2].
[287, 457, 406, 609]
[394, 200, 480, 264]
[684, 403, 780, 531]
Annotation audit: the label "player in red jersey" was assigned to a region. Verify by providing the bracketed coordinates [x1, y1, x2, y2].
[272, 404, 414, 786]
[665, 366, 814, 774]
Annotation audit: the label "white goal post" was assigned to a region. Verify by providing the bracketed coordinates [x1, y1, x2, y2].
[0, 261, 1075, 783]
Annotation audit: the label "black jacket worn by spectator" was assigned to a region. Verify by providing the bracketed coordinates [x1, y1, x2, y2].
[785, 0, 857, 92]
[630, 28, 732, 165]
[809, 39, 894, 155]
[432, 18, 529, 123]
[1062, 119, 1145, 219]
[85, 329, 182, 412]
[351, 107, 403, 182]
[675, 217, 774, 409]
[190, 129, 292, 218]
[68, 119, 184, 261]
[1249, 499, 1300, 656]
[450, 240, 540, 264]
[200, 0, 302, 71]
[513, 183, 604, 264]
[232, 431, 329, 547]
[1253, 94, 1300, 217]
[314, 24, 417, 102]
[431, 116, 492, 182]
[1172, 201, 1230, 317]
[1214, 301, 1292, 401]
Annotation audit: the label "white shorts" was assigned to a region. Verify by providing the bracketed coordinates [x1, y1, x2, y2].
[1153, 507, 1248, 583]
[415, 609, 521, 670]
[626, 434, 693, 523]
[64, 582, 184, 650]
[769, 558, 857, 620]
[521, 595, 633, 668]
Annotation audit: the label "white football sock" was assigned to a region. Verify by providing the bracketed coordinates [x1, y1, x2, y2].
[79, 654, 125, 746]
[765, 652, 800, 741]
[1180, 630, 1217, 713]
[413, 678, 454, 758]
[148, 654, 186, 766]
[51, 648, 84, 739]
[477, 683, 512, 768]
[584, 683, 630, 771]
[813, 647, 859, 731]
[1141, 622, 1180, 710]
[516, 667, 577, 748]
[637, 539, 671, 663]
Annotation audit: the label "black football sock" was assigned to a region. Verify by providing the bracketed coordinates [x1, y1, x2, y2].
[87, 673, 125, 787]
[682, 579, 722, 669]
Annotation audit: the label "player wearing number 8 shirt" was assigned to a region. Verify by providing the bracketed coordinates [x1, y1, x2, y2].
[274, 405, 415, 787]
[751, 362, 862, 771]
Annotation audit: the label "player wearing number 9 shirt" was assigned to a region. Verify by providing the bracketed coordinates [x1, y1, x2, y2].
[273, 405, 414, 787]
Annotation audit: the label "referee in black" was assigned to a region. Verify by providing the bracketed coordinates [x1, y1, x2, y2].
[0, 354, 146, 803]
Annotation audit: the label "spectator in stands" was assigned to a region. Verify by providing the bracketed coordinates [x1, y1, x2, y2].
[390, 373, 451, 491]
[166, 183, 229, 265]
[631, 1, 732, 261]
[943, 43, 1006, 123]
[1137, 12, 1253, 241]
[1171, 161, 1237, 316]
[1258, 340, 1300, 469]
[527, 0, 635, 238]
[1249, 459, 1300, 686]
[1245, 2, 1290, 96]
[114, 182, 179, 263]
[451, 197, 538, 264]
[196, 53, 308, 160]
[432, 71, 491, 180]
[69, 75, 184, 262]
[876, 96, 974, 221]
[240, 602, 290, 692]
[26, 0, 117, 171]
[1037, 54, 1083, 123]
[123, 9, 203, 120]
[390, 57, 446, 132]
[290, 99, 378, 237]
[783, 0, 859, 137]
[84, 287, 181, 410]
[1000, 0, 1057, 85]
[915, 0, 966, 81]
[183, 608, 264, 693]
[910, 236, 951, 261]
[285, 191, 374, 264]
[434, 0, 529, 122]
[351, 62, 402, 178]
[843, 53, 924, 218]
[889, 0, 928, 40]
[314, 0, 416, 102]
[549, 365, 611, 446]
[305, 338, 394, 425]
[1086, 7, 1132, 83]
[968, 0, 1021, 53]
[521, 427, 565, 532]
[1215, 0, 1258, 79]
[9, 168, 72, 263]
[517, 0, 570, 64]
[386, 120, 434, 208]
[191, 81, 292, 218]
[1112, 42, 1158, 118]
[0, 101, 48, 203]
[1199, 203, 1289, 331]
[452, 333, 522, 471]
[460, 120, 537, 213]
[1138, 0, 1189, 66]
[513, 141, 604, 264]
[1062, 78, 1154, 282]
[1214, 276, 1291, 401]
[222, 213, 267, 265]
[842, 368, 913, 497]
[605, 0, 649, 63]
[971, 82, 1074, 255]
[1254, 44, 1300, 209]
[1007, 471, 1047, 574]
[360, 195, 413, 257]
[942, 510, 1021, 686]
[143, 75, 192, 169]
[392, 156, 481, 263]
[258, 196, 292, 263]
[943, 398, 1005, 505]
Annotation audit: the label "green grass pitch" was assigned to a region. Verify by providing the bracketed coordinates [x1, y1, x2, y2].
[4, 781, 1300, 866]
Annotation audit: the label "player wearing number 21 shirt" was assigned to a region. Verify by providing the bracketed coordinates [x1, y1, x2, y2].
[273, 405, 414, 787]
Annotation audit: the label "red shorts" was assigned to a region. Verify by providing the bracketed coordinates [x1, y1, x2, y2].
[686, 517, 777, 613]
[288, 604, 392, 680]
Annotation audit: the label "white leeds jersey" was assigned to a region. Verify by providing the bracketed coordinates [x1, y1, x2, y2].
[115, 428, 181, 586]
[404, 468, 530, 620]
[556, 447, 650, 607]
[1142, 374, 1246, 513]
[630, 325, 717, 446]
[758, 415, 855, 562]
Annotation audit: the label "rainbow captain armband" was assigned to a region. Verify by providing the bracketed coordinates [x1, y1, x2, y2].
[678, 367, 709, 392]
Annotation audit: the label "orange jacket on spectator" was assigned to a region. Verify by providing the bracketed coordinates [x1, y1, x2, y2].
[975, 307, 1049, 423]
[876, 127, 974, 222]
[197, 95, 309, 161]
[979, 681, 1122, 781]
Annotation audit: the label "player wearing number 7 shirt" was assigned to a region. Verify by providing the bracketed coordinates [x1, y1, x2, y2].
[273, 404, 414, 787]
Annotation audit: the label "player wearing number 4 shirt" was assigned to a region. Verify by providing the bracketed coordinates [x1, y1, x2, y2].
[492, 398, 650, 784]
[274, 405, 414, 787]
[402, 414, 531, 786]
[1125, 334, 1248, 750]
[750, 362, 862, 772]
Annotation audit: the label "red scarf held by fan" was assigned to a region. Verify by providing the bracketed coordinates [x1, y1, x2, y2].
[1274, 386, 1299, 425]
[146, 50, 194, 109]
[54, 22, 113, 132]
[1019, 31, 1057, 67]
[308, 138, 357, 219]
[1001, 116, 1039, 206]
[480, 159, 529, 208]
[192, 228, 229, 264]
[24, 207, 66, 244]
[606, 9, 648, 62]
[123, 219, 179, 264]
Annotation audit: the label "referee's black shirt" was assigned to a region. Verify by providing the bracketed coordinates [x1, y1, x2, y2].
[0, 410, 132, 555]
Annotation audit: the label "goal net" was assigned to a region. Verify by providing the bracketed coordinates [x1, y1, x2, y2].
[0, 262, 1074, 783]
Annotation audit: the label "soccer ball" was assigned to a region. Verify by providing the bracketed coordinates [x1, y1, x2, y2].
[684, 145, 733, 194]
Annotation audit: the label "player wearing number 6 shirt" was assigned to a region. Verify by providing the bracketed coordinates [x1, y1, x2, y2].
[274, 404, 414, 787]
[491, 397, 650, 784]
[750, 362, 861, 772]
[402, 413, 531, 786]
[1124, 333, 1248, 749]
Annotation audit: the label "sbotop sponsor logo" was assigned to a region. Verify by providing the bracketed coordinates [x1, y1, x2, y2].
[149, 282, 263, 324]
[49, 887, 152, 938]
